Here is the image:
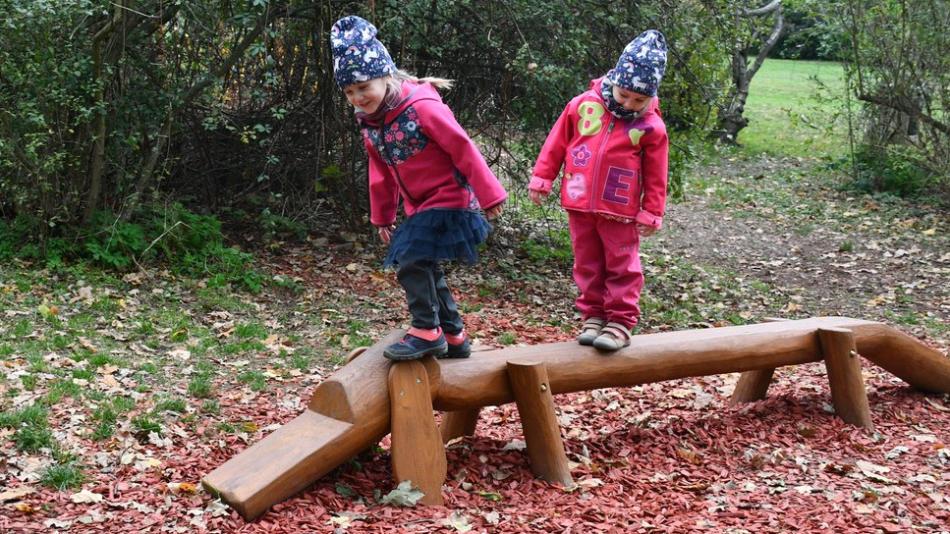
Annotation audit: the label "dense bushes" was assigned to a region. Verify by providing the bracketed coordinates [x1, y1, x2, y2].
[4, 0, 941, 271]
[769, 0, 844, 60]
[1, 0, 733, 253]
[0, 204, 263, 291]
[837, 0, 949, 199]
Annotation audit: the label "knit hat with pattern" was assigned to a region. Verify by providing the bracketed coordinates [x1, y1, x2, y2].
[330, 16, 397, 87]
[605, 30, 667, 97]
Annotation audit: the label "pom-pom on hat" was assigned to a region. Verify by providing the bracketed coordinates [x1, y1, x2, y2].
[606, 30, 668, 97]
[330, 16, 396, 87]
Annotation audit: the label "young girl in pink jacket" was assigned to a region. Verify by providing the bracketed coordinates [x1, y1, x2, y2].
[529, 30, 669, 351]
[331, 16, 507, 361]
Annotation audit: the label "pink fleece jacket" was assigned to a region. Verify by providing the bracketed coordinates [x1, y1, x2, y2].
[529, 78, 669, 228]
[359, 81, 507, 227]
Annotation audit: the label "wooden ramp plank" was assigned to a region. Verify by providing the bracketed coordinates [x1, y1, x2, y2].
[202, 410, 352, 520]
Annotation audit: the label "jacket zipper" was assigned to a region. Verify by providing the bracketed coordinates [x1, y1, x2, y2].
[589, 117, 615, 211]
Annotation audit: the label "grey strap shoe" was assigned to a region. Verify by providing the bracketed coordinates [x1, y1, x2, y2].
[577, 317, 606, 346]
[593, 322, 632, 351]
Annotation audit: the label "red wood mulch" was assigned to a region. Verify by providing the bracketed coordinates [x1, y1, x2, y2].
[4, 362, 948, 533]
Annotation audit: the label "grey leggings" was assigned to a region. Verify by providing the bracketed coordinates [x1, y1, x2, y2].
[396, 260, 464, 334]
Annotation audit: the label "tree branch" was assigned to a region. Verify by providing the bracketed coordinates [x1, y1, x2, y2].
[743, 0, 782, 17]
[857, 93, 950, 135]
[747, 5, 784, 80]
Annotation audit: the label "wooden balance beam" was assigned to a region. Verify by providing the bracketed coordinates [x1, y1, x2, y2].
[202, 317, 950, 520]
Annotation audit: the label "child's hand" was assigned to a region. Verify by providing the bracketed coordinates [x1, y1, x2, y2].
[484, 203, 504, 220]
[377, 225, 395, 244]
[528, 189, 547, 206]
[637, 224, 657, 237]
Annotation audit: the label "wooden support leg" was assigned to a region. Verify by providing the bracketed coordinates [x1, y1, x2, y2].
[388, 361, 446, 505]
[506, 361, 573, 486]
[730, 369, 776, 404]
[818, 327, 874, 430]
[440, 409, 481, 442]
[730, 317, 788, 404]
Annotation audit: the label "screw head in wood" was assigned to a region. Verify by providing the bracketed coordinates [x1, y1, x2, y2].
[540, 383, 548, 392]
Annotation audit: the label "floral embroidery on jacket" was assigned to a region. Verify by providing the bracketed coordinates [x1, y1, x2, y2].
[363, 106, 428, 165]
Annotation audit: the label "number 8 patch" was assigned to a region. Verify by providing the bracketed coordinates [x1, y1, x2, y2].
[576, 102, 605, 136]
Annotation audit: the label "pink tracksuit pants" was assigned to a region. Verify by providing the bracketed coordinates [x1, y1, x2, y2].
[568, 211, 643, 329]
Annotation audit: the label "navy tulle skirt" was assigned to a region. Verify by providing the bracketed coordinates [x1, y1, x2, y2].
[384, 208, 491, 267]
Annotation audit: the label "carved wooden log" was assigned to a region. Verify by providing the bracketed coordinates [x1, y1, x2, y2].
[433, 317, 950, 411]
[507, 361, 573, 486]
[204, 318, 950, 520]
[388, 361, 446, 505]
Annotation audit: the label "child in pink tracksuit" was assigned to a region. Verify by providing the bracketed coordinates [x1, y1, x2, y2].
[529, 30, 669, 351]
[331, 16, 507, 361]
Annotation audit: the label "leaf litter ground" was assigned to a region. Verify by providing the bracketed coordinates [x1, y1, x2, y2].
[0, 155, 948, 533]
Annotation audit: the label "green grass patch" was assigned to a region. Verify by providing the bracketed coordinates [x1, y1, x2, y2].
[13, 319, 31, 338]
[188, 375, 214, 399]
[47, 379, 82, 403]
[1, 404, 52, 451]
[195, 286, 250, 311]
[520, 228, 573, 264]
[91, 405, 117, 440]
[739, 59, 847, 160]
[220, 339, 266, 354]
[20, 374, 38, 390]
[14, 423, 53, 452]
[132, 414, 162, 437]
[496, 332, 517, 346]
[640, 255, 779, 328]
[342, 319, 373, 348]
[235, 322, 268, 340]
[238, 370, 268, 391]
[154, 397, 188, 414]
[200, 399, 220, 414]
[41, 461, 85, 490]
[288, 348, 313, 371]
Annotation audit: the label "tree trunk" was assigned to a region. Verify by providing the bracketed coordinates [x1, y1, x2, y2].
[715, 1, 785, 144]
[84, 3, 124, 225]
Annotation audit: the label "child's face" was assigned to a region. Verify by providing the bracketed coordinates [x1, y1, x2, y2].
[611, 86, 652, 113]
[344, 78, 388, 113]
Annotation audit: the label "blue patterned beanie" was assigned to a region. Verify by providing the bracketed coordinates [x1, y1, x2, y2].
[330, 16, 397, 87]
[606, 30, 668, 97]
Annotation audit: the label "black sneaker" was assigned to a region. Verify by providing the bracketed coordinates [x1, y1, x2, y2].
[440, 336, 471, 359]
[383, 333, 448, 361]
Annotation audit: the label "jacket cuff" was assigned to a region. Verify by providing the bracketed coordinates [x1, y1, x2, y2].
[371, 217, 396, 227]
[635, 210, 663, 229]
[528, 175, 553, 194]
[482, 197, 506, 211]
